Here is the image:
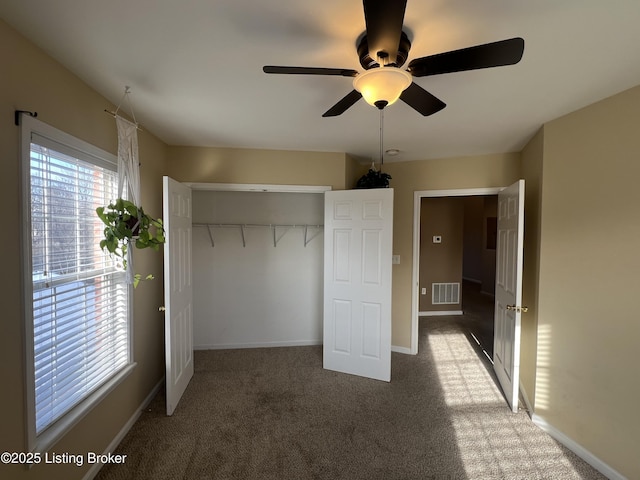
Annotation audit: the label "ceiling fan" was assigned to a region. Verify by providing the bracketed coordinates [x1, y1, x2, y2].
[263, 0, 524, 117]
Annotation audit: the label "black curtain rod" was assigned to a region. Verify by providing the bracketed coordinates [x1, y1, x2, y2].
[15, 110, 38, 126]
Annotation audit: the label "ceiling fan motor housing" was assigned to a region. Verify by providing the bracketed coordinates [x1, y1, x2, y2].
[358, 31, 412, 69]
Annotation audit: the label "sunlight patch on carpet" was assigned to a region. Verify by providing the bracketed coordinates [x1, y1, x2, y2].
[428, 328, 590, 479]
[428, 331, 503, 407]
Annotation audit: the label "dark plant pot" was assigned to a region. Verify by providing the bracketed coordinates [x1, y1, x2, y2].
[355, 168, 392, 189]
[125, 216, 141, 236]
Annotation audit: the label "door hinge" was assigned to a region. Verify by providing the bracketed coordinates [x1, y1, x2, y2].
[506, 304, 528, 313]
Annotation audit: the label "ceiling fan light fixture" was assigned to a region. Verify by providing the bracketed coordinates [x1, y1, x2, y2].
[353, 66, 412, 108]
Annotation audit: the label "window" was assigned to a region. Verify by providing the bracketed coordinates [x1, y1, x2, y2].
[21, 116, 133, 452]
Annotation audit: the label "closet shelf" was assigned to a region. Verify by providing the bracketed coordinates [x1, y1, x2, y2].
[193, 223, 323, 248]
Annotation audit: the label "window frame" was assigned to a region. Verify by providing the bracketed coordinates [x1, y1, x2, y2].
[20, 115, 135, 454]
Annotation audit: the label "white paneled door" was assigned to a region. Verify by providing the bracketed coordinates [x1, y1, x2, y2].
[493, 179, 525, 412]
[323, 188, 394, 382]
[163, 176, 194, 415]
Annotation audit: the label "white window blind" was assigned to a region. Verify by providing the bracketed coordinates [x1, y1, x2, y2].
[28, 133, 130, 436]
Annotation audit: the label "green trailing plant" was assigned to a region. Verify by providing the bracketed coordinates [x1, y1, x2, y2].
[355, 168, 392, 189]
[96, 198, 165, 287]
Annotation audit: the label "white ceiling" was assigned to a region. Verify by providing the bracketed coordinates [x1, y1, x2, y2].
[3, 0, 640, 162]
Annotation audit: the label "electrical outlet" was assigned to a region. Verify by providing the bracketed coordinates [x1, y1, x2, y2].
[421, 288, 427, 295]
[392, 255, 400, 264]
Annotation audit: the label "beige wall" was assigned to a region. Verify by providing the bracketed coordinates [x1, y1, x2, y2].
[532, 85, 640, 479]
[0, 20, 167, 479]
[520, 127, 544, 409]
[345, 154, 369, 189]
[165, 145, 350, 190]
[419, 197, 464, 312]
[382, 154, 521, 348]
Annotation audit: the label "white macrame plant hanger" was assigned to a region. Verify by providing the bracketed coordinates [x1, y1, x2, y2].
[114, 87, 141, 284]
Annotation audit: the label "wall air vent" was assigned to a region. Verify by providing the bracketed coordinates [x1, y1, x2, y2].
[432, 283, 460, 305]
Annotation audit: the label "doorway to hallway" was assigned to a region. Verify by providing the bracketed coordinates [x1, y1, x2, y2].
[411, 182, 526, 412]
[410, 187, 502, 355]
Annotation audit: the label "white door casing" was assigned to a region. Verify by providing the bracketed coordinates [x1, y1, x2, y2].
[493, 179, 525, 412]
[163, 176, 194, 415]
[410, 187, 503, 355]
[323, 188, 394, 382]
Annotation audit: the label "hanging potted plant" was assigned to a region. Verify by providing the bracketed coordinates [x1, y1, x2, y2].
[96, 198, 165, 287]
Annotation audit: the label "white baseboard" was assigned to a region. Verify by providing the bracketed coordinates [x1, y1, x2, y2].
[391, 345, 412, 355]
[531, 414, 627, 480]
[519, 380, 534, 416]
[83, 378, 163, 480]
[196, 341, 412, 356]
[198, 341, 413, 356]
[195, 339, 322, 350]
[419, 310, 464, 317]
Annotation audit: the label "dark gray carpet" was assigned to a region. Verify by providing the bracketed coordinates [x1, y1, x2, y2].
[95, 317, 606, 480]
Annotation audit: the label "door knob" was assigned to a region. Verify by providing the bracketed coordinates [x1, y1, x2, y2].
[158, 306, 166, 312]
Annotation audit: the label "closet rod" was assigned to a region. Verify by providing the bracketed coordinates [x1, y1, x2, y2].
[193, 223, 323, 248]
[192, 223, 323, 228]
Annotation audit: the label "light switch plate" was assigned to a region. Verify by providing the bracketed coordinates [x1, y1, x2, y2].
[433, 235, 442, 243]
[392, 255, 400, 264]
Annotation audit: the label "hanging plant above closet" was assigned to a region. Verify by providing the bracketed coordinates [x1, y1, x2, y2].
[96, 198, 165, 287]
[355, 168, 392, 189]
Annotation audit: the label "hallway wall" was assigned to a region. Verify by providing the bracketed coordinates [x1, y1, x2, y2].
[419, 197, 464, 313]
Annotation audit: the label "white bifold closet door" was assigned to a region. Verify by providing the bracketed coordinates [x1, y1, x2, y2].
[163, 176, 194, 415]
[323, 188, 394, 382]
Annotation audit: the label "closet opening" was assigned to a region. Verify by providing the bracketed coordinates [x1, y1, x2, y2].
[187, 183, 330, 350]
